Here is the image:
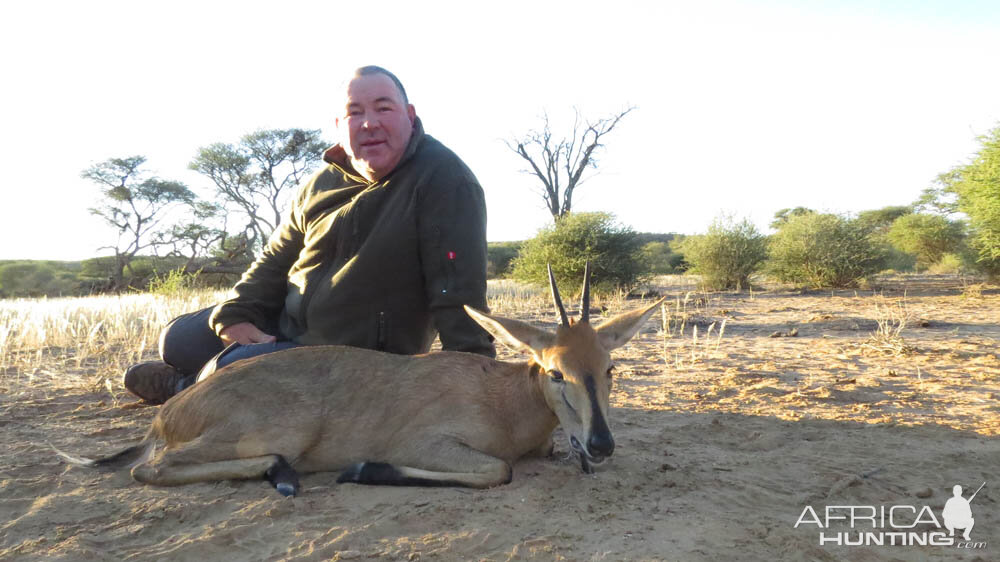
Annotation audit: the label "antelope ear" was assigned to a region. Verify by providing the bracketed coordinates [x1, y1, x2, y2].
[464, 306, 555, 355]
[596, 298, 665, 351]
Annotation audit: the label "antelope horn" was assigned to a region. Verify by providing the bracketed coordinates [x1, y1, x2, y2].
[580, 261, 591, 323]
[547, 264, 569, 326]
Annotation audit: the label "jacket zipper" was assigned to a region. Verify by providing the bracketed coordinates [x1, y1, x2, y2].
[297, 188, 366, 329]
[376, 311, 386, 351]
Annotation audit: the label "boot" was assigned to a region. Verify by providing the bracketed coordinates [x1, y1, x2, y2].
[122, 361, 191, 404]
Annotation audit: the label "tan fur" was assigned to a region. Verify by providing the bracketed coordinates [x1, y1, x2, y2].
[91, 299, 664, 490]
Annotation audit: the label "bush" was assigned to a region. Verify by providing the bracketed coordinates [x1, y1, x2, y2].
[511, 212, 649, 293]
[768, 213, 887, 288]
[880, 247, 917, 273]
[0, 263, 54, 297]
[0, 262, 83, 298]
[486, 241, 522, 278]
[641, 241, 689, 274]
[887, 213, 964, 271]
[147, 267, 203, 297]
[926, 253, 965, 274]
[678, 216, 768, 290]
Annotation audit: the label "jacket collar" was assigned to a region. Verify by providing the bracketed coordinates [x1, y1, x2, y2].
[322, 117, 425, 184]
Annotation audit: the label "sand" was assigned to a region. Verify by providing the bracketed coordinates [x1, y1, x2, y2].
[1, 275, 997, 561]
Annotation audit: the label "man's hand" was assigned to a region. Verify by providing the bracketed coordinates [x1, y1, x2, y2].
[219, 322, 277, 345]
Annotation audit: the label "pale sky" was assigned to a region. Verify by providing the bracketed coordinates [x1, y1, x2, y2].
[1, 0, 998, 261]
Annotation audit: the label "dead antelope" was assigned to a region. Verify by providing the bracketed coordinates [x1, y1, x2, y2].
[55, 266, 663, 496]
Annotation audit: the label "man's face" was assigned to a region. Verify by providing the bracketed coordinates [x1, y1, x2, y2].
[336, 73, 416, 181]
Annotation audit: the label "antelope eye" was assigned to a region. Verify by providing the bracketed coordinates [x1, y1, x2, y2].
[548, 370, 564, 381]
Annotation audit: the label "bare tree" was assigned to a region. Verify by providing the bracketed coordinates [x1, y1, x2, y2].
[83, 156, 195, 289]
[506, 107, 635, 222]
[189, 128, 327, 254]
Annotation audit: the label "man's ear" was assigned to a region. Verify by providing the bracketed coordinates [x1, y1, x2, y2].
[407, 104, 416, 124]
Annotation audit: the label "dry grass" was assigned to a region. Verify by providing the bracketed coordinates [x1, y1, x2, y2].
[859, 297, 914, 355]
[0, 289, 224, 398]
[0, 279, 644, 395]
[961, 281, 986, 299]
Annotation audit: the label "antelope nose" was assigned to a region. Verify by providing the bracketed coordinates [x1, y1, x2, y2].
[588, 432, 615, 457]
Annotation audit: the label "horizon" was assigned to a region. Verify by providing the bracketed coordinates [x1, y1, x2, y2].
[2, 0, 999, 261]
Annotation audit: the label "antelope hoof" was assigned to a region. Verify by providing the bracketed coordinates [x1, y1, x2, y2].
[265, 455, 300, 497]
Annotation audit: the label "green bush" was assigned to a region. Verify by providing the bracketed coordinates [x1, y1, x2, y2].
[678, 216, 767, 290]
[768, 213, 887, 288]
[511, 212, 649, 293]
[886, 213, 964, 271]
[641, 242, 671, 274]
[486, 241, 522, 278]
[0, 263, 53, 297]
[926, 253, 965, 274]
[0, 262, 80, 297]
[147, 267, 203, 296]
[880, 247, 917, 273]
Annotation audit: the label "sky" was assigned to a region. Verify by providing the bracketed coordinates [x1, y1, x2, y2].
[1, 0, 999, 261]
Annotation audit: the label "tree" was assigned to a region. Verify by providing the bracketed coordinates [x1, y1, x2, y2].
[856, 205, 917, 272]
[154, 201, 227, 270]
[856, 205, 913, 234]
[511, 212, 648, 293]
[153, 199, 255, 274]
[933, 124, 1000, 271]
[770, 207, 815, 230]
[506, 107, 635, 222]
[83, 156, 195, 289]
[190, 128, 327, 254]
[887, 213, 965, 271]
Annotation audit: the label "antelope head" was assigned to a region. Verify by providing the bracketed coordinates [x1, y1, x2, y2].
[465, 264, 663, 473]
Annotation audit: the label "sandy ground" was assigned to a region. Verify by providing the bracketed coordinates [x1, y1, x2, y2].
[1, 275, 998, 561]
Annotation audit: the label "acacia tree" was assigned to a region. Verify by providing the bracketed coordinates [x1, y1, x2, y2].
[770, 207, 815, 229]
[83, 156, 195, 289]
[887, 213, 965, 271]
[153, 200, 230, 271]
[506, 107, 635, 222]
[931, 124, 1000, 272]
[189, 128, 327, 253]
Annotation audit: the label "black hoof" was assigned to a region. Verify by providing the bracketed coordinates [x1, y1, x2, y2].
[336, 462, 367, 484]
[265, 455, 300, 497]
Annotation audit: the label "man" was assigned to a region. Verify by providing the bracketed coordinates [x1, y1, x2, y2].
[942, 484, 976, 541]
[124, 65, 495, 403]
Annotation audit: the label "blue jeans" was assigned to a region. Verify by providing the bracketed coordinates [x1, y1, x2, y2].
[158, 306, 300, 388]
[214, 341, 301, 369]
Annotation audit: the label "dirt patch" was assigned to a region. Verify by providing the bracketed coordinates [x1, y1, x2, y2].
[2, 275, 998, 560]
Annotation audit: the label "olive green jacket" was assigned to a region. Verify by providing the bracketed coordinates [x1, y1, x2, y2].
[210, 119, 495, 357]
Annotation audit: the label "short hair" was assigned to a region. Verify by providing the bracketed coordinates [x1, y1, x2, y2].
[353, 65, 409, 104]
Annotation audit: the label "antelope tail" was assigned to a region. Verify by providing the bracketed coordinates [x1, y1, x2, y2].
[49, 428, 157, 470]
